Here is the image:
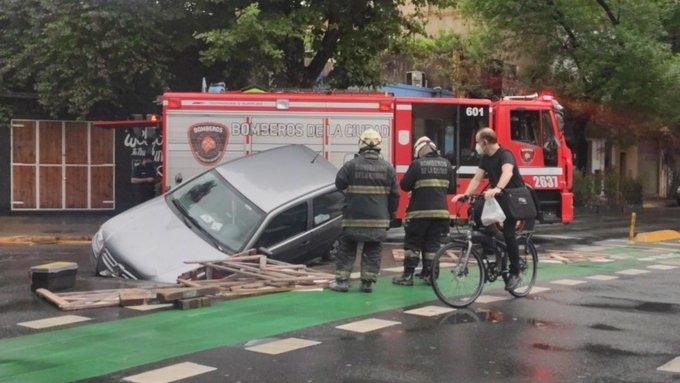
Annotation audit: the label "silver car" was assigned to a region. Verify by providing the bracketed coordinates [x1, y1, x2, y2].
[91, 145, 344, 283]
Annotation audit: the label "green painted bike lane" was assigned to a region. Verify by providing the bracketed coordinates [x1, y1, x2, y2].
[0, 256, 661, 383]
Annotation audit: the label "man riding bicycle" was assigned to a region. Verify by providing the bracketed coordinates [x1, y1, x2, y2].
[452, 128, 524, 291]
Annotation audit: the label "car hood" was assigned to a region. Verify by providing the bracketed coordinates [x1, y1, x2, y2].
[100, 197, 226, 283]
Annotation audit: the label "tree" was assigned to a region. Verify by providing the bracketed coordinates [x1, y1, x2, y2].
[459, 0, 680, 144]
[196, 1, 453, 89]
[0, 0, 173, 119]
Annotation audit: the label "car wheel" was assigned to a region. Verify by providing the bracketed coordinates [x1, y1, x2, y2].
[323, 239, 340, 262]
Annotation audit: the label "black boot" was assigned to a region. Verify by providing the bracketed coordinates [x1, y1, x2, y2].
[392, 270, 414, 286]
[359, 280, 373, 293]
[330, 280, 349, 292]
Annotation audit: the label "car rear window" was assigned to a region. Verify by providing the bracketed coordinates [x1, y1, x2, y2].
[312, 191, 344, 226]
[257, 203, 308, 248]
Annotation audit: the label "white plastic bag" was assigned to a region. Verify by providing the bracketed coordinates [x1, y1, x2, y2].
[481, 198, 506, 226]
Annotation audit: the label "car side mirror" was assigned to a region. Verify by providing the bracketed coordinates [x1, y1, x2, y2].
[175, 173, 183, 184]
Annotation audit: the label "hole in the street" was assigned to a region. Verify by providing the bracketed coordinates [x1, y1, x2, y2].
[590, 323, 622, 331]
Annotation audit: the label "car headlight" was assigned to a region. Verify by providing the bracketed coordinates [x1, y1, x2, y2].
[92, 229, 104, 254]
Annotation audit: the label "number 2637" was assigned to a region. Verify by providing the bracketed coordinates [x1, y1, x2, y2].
[533, 176, 558, 188]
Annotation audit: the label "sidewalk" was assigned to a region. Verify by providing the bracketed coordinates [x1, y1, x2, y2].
[0, 214, 112, 241]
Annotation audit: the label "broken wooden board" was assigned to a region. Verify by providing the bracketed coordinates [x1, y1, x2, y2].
[157, 286, 221, 303]
[119, 289, 156, 307]
[174, 296, 212, 310]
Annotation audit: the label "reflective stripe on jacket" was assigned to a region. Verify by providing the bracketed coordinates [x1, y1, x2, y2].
[401, 152, 455, 221]
[335, 150, 399, 230]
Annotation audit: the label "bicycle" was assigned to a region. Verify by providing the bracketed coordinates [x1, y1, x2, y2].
[431, 194, 538, 308]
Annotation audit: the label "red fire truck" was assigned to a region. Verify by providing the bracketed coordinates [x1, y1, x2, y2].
[160, 91, 573, 224]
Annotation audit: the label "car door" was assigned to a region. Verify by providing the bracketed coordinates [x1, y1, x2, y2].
[254, 202, 312, 263]
[308, 190, 344, 258]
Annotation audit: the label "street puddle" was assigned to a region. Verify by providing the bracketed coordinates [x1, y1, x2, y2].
[577, 297, 680, 314]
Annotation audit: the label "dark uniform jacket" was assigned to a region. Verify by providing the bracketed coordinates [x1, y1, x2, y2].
[401, 152, 455, 221]
[335, 149, 399, 232]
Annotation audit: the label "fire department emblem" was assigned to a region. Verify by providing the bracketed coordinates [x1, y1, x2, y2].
[188, 122, 228, 166]
[520, 148, 535, 163]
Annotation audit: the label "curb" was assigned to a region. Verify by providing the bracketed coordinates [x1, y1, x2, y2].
[0, 235, 92, 246]
[634, 230, 680, 243]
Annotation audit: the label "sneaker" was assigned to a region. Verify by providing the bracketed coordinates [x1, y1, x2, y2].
[392, 272, 414, 286]
[329, 280, 349, 293]
[505, 273, 522, 291]
[359, 281, 373, 293]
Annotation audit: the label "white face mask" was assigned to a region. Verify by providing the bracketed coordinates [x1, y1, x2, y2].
[475, 143, 484, 155]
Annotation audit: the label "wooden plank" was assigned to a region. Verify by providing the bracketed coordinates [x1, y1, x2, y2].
[119, 289, 155, 306]
[12, 120, 35, 163]
[39, 166, 62, 208]
[65, 166, 88, 208]
[157, 286, 221, 303]
[12, 166, 36, 209]
[91, 166, 114, 209]
[174, 297, 212, 310]
[90, 126, 113, 164]
[38, 121, 62, 164]
[35, 288, 70, 308]
[64, 122, 88, 164]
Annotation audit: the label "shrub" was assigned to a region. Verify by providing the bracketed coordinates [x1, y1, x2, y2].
[573, 171, 597, 207]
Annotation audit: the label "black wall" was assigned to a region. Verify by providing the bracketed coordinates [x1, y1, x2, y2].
[0, 123, 10, 214]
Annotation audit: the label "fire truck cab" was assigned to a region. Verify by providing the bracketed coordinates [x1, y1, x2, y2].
[393, 92, 573, 224]
[161, 91, 573, 225]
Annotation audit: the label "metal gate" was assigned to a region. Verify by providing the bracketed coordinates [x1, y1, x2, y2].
[10, 119, 115, 211]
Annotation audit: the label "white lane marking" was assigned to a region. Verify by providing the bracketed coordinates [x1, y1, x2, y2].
[475, 295, 511, 303]
[126, 304, 173, 311]
[404, 306, 455, 317]
[336, 318, 401, 333]
[550, 279, 587, 286]
[382, 266, 404, 273]
[638, 256, 659, 261]
[294, 287, 324, 292]
[586, 275, 619, 281]
[608, 254, 632, 260]
[589, 257, 614, 263]
[245, 337, 321, 355]
[123, 362, 216, 383]
[349, 272, 361, 280]
[540, 259, 564, 264]
[18, 315, 91, 329]
[646, 264, 678, 270]
[657, 356, 680, 373]
[615, 269, 651, 275]
[529, 286, 552, 294]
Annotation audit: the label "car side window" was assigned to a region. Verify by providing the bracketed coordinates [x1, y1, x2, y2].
[256, 203, 308, 248]
[510, 110, 540, 146]
[312, 191, 344, 226]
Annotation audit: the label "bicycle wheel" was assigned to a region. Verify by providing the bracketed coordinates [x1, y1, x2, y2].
[431, 242, 485, 308]
[509, 236, 538, 297]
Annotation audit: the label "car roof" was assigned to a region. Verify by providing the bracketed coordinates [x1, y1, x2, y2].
[215, 145, 338, 213]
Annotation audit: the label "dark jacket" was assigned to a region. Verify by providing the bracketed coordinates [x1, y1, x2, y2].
[401, 152, 455, 221]
[335, 149, 399, 233]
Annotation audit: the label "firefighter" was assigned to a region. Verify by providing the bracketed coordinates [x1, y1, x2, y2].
[393, 136, 455, 286]
[330, 129, 400, 293]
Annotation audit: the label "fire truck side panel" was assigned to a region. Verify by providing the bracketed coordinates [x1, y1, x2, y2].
[164, 104, 393, 191]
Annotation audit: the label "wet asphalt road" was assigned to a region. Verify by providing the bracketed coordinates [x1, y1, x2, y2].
[96, 268, 680, 383]
[1, 208, 679, 382]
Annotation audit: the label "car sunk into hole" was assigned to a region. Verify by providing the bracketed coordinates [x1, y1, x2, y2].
[91, 145, 344, 283]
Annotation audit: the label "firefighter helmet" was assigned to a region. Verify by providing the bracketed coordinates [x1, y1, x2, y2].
[359, 129, 382, 150]
[413, 136, 436, 158]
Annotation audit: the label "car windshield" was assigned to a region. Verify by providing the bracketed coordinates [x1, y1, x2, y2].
[168, 170, 264, 252]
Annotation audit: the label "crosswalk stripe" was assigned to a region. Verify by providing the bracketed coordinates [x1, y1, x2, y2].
[615, 269, 650, 275]
[123, 362, 216, 383]
[245, 338, 321, 355]
[336, 318, 400, 333]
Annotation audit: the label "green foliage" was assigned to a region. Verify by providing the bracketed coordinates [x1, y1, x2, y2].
[0, 0, 170, 118]
[459, 0, 680, 140]
[573, 170, 642, 207]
